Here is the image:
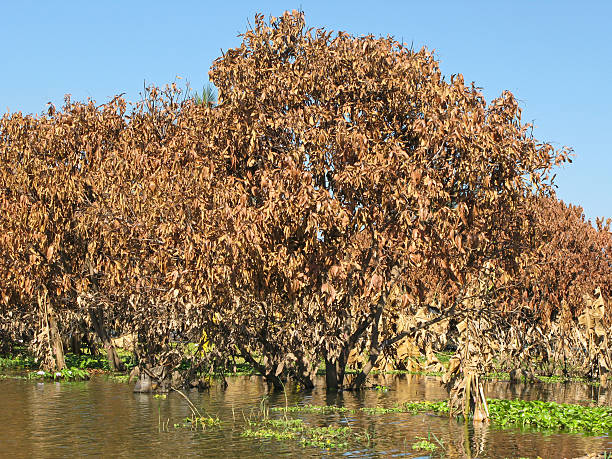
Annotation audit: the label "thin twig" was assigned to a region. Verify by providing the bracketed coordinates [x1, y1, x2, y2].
[171, 386, 203, 418]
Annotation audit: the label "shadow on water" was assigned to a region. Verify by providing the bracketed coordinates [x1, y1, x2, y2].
[0, 373, 611, 458]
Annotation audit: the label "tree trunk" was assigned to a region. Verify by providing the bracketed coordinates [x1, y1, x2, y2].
[464, 373, 489, 423]
[325, 358, 339, 390]
[294, 365, 315, 390]
[352, 306, 383, 389]
[84, 332, 99, 357]
[352, 347, 379, 389]
[89, 308, 124, 371]
[70, 334, 81, 355]
[238, 345, 284, 390]
[297, 374, 315, 390]
[324, 310, 383, 391]
[325, 347, 350, 390]
[49, 312, 66, 371]
[39, 292, 65, 372]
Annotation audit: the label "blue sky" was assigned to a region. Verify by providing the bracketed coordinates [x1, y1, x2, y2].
[2, 1, 610, 220]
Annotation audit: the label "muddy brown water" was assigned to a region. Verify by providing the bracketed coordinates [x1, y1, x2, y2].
[1, 373, 611, 458]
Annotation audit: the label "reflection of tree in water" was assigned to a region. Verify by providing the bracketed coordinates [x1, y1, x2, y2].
[2, 375, 611, 457]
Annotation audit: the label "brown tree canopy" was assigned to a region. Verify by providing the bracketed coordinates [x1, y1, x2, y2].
[0, 98, 126, 368]
[499, 197, 612, 381]
[6, 12, 607, 404]
[198, 11, 569, 388]
[524, 196, 611, 324]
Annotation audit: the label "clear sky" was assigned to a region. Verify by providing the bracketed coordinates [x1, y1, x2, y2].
[2, 1, 610, 221]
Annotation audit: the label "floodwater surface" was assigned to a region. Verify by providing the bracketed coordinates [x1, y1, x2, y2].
[1, 373, 611, 458]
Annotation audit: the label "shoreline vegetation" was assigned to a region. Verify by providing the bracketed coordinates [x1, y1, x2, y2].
[0, 348, 602, 386]
[3, 348, 612, 424]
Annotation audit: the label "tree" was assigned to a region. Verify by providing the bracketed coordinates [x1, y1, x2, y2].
[200, 11, 568, 396]
[0, 96, 126, 370]
[502, 196, 611, 381]
[193, 84, 217, 107]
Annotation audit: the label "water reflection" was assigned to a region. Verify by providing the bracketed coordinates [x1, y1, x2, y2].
[0, 374, 610, 458]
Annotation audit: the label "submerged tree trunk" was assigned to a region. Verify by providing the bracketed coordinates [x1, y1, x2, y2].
[352, 347, 379, 389]
[324, 344, 351, 390]
[352, 306, 383, 389]
[89, 308, 124, 371]
[448, 371, 490, 423]
[325, 358, 339, 389]
[445, 291, 491, 423]
[293, 355, 316, 390]
[323, 305, 384, 391]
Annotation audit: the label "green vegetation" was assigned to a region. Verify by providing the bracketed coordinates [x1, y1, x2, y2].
[412, 432, 444, 453]
[64, 351, 136, 371]
[272, 404, 351, 414]
[487, 399, 612, 435]
[179, 415, 221, 430]
[193, 84, 216, 107]
[273, 401, 449, 416]
[27, 366, 90, 381]
[0, 373, 27, 380]
[273, 399, 612, 436]
[0, 353, 37, 370]
[361, 401, 449, 415]
[0, 349, 136, 381]
[105, 373, 130, 383]
[242, 418, 352, 449]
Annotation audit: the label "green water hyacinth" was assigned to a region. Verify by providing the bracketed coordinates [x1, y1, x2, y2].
[272, 399, 612, 436]
[487, 399, 612, 435]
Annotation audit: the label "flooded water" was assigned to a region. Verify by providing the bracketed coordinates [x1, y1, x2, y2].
[0, 373, 611, 458]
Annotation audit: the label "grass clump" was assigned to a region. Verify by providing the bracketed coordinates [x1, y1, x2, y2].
[362, 400, 449, 415]
[411, 438, 437, 453]
[179, 415, 221, 430]
[411, 431, 446, 455]
[272, 404, 351, 414]
[105, 373, 130, 383]
[242, 418, 351, 449]
[302, 425, 351, 448]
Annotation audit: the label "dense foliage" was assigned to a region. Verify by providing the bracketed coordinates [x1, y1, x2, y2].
[0, 12, 609, 417]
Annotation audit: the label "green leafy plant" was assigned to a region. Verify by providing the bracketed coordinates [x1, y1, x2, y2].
[242, 418, 351, 449]
[412, 438, 437, 453]
[27, 366, 89, 381]
[412, 431, 445, 454]
[487, 399, 612, 435]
